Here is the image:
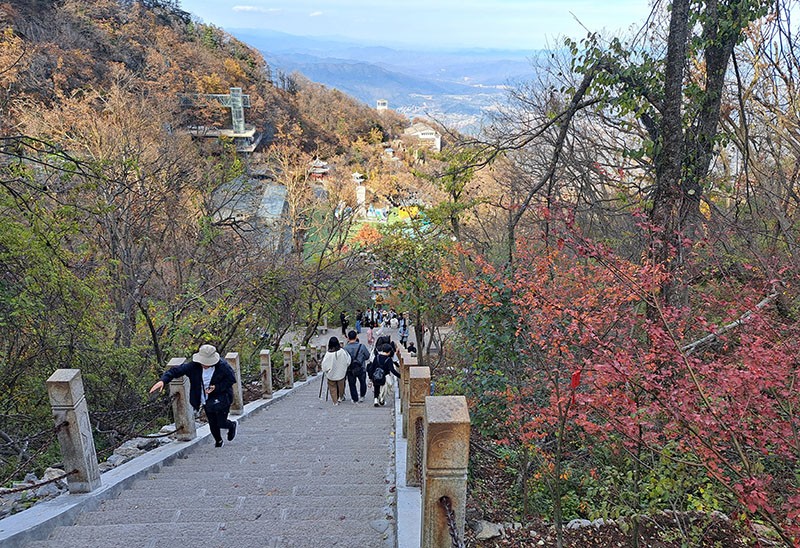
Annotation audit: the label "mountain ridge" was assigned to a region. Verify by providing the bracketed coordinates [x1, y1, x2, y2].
[229, 28, 541, 133]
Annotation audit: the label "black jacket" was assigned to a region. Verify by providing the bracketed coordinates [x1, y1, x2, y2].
[367, 354, 401, 383]
[159, 358, 236, 411]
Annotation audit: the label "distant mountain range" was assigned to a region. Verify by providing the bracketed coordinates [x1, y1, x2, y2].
[229, 29, 544, 135]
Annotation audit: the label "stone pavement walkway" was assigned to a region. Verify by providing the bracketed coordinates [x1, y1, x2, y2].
[23, 375, 397, 548]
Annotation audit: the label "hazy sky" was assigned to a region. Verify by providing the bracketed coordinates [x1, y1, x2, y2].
[178, 0, 655, 50]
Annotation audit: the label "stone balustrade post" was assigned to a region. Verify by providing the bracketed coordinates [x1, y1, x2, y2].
[46, 369, 101, 493]
[406, 366, 431, 487]
[283, 347, 294, 387]
[299, 346, 309, 380]
[317, 344, 326, 374]
[225, 352, 244, 415]
[401, 355, 417, 437]
[166, 358, 197, 442]
[260, 349, 273, 399]
[421, 396, 470, 548]
[397, 349, 408, 397]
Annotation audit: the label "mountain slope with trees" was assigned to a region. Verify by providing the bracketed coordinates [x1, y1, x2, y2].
[0, 0, 413, 492]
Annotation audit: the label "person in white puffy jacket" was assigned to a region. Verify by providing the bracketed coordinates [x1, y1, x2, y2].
[321, 336, 350, 405]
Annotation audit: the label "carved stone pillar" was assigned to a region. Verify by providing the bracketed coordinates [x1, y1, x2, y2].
[401, 355, 417, 437]
[166, 358, 197, 442]
[46, 369, 101, 493]
[260, 349, 273, 399]
[299, 346, 309, 380]
[317, 344, 326, 374]
[225, 352, 244, 415]
[406, 366, 431, 487]
[421, 396, 470, 548]
[283, 347, 294, 387]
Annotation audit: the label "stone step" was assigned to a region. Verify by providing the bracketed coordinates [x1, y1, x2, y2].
[75, 503, 384, 526]
[98, 493, 388, 512]
[125, 476, 388, 495]
[25, 533, 387, 548]
[103, 483, 389, 507]
[36, 518, 391, 544]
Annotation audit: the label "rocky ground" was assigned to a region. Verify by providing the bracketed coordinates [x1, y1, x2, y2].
[463, 513, 755, 547]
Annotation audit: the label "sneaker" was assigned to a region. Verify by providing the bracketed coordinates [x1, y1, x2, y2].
[339, 396, 345, 402]
[379, 398, 386, 406]
[374, 398, 379, 407]
[214, 440, 224, 448]
[227, 421, 237, 441]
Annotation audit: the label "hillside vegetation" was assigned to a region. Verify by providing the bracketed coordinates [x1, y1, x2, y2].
[0, 0, 420, 486]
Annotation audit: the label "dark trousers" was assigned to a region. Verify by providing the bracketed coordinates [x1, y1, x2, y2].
[372, 378, 386, 399]
[205, 406, 234, 443]
[347, 367, 367, 401]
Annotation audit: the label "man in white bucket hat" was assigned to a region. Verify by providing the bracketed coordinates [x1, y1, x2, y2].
[149, 344, 238, 448]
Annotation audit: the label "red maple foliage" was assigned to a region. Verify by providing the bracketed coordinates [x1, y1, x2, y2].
[440, 221, 800, 545]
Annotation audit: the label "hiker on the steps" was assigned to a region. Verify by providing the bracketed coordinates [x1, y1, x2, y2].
[367, 343, 400, 407]
[344, 330, 370, 404]
[149, 344, 237, 448]
[321, 336, 350, 405]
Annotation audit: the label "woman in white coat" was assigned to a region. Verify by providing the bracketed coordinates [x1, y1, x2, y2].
[321, 336, 350, 405]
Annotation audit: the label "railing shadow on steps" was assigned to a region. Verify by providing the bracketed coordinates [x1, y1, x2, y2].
[0, 348, 322, 548]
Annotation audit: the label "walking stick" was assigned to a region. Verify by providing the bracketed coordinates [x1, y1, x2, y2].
[318, 371, 325, 399]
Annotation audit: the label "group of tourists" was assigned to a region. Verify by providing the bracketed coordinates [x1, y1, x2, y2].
[340, 308, 413, 349]
[321, 331, 401, 407]
[146, 322, 409, 451]
[341, 308, 407, 332]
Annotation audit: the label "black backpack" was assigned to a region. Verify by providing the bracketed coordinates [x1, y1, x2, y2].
[372, 364, 386, 383]
[347, 343, 366, 372]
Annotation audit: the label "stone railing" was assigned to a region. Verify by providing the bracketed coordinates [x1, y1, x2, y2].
[43, 345, 321, 495]
[398, 345, 470, 548]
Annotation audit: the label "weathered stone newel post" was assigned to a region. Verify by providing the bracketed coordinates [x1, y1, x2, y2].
[260, 349, 273, 399]
[299, 346, 309, 380]
[421, 396, 470, 548]
[166, 358, 197, 442]
[46, 369, 101, 493]
[397, 350, 405, 405]
[406, 366, 431, 487]
[283, 347, 294, 387]
[401, 355, 417, 437]
[226, 352, 244, 415]
[317, 344, 326, 374]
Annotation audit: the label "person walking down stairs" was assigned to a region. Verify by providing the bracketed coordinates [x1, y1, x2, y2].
[367, 343, 401, 407]
[321, 336, 350, 405]
[344, 330, 370, 403]
[149, 344, 238, 448]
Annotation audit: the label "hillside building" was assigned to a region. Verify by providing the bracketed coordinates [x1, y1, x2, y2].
[376, 99, 388, 111]
[403, 122, 441, 152]
[182, 87, 262, 153]
[308, 158, 330, 180]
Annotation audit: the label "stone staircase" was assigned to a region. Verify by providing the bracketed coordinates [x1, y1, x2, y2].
[22, 378, 397, 548]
